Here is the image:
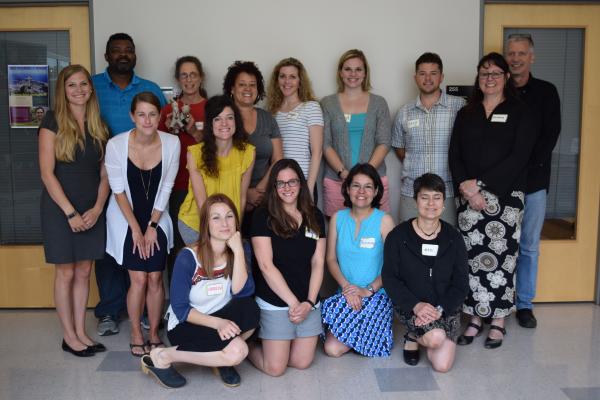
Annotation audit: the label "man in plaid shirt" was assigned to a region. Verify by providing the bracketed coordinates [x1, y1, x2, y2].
[392, 52, 465, 225]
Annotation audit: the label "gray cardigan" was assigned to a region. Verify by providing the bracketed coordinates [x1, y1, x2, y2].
[321, 93, 391, 180]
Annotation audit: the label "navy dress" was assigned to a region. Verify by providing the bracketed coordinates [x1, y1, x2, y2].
[122, 159, 167, 272]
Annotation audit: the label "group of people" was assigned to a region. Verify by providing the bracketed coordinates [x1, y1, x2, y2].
[38, 31, 560, 388]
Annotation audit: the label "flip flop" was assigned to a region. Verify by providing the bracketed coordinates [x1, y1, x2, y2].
[130, 343, 149, 357]
[147, 340, 165, 350]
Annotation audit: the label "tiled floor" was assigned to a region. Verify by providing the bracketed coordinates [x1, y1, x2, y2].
[0, 303, 599, 400]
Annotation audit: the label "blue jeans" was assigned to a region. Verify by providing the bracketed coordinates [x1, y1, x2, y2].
[94, 252, 129, 320]
[516, 189, 547, 310]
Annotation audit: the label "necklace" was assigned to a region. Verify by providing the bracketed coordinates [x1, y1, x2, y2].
[416, 219, 440, 238]
[139, 167, 153, 201]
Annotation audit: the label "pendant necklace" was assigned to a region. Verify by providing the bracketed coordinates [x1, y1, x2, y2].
[139, 167, 153, 201]
[416, 219, 439, 238]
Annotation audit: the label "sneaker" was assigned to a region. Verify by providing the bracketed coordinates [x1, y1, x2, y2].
[141, 315, 150, 330]
[97, 315, 119, 336]
[516, 309, 537, 329]
[213, 366, 241, 387]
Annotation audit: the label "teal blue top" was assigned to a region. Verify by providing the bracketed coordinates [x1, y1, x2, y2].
[347, 113, 366, 166]
[335, 208, 385, 290]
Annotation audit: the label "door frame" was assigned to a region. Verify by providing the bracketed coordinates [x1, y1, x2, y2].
[484, 3, 600, 302]
[0, 5, 97, 307]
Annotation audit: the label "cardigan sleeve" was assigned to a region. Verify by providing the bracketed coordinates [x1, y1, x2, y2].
[373, 96, 391, 146]
[104, 138, 125, 194]
[322, 98, 334, 150]
[169, 248, 196, 322]
[154, 136, 180, 212]
[381, 229, 420, 313]
[448, 109, 468, 192]
[438, 233, 469, 314]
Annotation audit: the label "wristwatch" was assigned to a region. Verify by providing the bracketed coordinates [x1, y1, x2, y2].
[367, 284, 375, 294]
[148, 221, 158, 229]
[476, 179, 486, 188]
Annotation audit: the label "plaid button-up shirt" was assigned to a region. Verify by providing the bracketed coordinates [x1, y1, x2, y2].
[392, 91, 465, 197]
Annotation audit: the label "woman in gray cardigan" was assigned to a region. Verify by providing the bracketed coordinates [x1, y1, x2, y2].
[321, 49, 391, 217]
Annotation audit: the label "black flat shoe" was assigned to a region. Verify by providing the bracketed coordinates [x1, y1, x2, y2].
[403, 333, 420, 366]
[484, 325, 506, 349]
[89, 342, 107, 353]
[213, 366, 241, 387]
[61, 339, 95, 357]
[457, 322, 483, 345]
[141, 355, 186, 389]
[516, 309, 537, 329]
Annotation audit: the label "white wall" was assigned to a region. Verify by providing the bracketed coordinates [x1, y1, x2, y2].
[92, 0, 481, 220]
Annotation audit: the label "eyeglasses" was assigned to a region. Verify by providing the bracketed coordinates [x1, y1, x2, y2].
[478, 71, 505, 80]
[179, 72, 199, 81]
[275, 179, 300, 189]
[349, 182, 375, 192]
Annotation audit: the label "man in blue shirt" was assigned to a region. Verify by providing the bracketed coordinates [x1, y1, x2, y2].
[93, 33, 166, 336]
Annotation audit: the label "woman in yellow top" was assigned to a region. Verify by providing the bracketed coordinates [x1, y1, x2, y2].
[178, 95, 255, 245]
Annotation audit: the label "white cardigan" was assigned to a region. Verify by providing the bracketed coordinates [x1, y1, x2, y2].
[105, 130, 181, 265]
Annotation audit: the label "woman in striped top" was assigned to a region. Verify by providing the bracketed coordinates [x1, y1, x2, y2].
[267, 58, 323, 200]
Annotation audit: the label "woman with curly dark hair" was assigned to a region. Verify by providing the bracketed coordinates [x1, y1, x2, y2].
[178, 95, 255, 245]
[222, 61, 282, 233]
[248, 158, 325, 376]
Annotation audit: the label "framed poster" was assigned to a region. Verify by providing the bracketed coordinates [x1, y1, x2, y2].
[7, 65, 49, 128]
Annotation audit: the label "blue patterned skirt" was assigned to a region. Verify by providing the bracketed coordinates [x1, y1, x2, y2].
[321, 291, 393, 357]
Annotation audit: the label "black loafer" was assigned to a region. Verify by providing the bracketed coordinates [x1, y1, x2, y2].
[457, 322, 483, 345]
[484, 325, 506, 349]
[62, 339, 95, 357]
[141, 355, 186, 388]
[89, 342, 107, 353]
[516, 309, 537, 328]
[403, 333, 420, 366]
[213, 366, 241, 387]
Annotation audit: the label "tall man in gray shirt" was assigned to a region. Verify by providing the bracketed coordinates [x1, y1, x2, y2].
[392, 53, 465, 224]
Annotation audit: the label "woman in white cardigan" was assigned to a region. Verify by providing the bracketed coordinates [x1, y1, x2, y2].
[105, 92, 180, 357]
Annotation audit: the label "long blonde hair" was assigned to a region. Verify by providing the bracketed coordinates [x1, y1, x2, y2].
[54, 65, 108, 162]
[266, 57, 316, 113]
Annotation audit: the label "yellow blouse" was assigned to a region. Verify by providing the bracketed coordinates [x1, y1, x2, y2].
[178, 142, 255, 230]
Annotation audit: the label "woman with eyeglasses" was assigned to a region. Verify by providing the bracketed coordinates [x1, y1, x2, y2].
[321, 163, 395, 358]
[321, 49, 391, 217]
[178, 95, 255, 245]
[248, 158, 325, 376]
[158, 56, 207, 276]
[449, 52, 536, 349]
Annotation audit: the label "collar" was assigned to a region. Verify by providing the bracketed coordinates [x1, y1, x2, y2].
[415, 90, 448, 111]
[102, 68, 139, 88]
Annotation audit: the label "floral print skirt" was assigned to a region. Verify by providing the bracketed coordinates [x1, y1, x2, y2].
[457, 190, 524, 318]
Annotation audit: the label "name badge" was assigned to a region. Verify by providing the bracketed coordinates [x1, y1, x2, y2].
[359, 237, 376, 249]
[422, 244, 439, 256]
[305, 227, 319, 240]
[344, 113, 352, 123]
[195, 121, 204, 130]
[491, 114, 508, 123]
[407, 119, 420, 128]
[206, 282, 224, 296]
[287, 112, 299, 120]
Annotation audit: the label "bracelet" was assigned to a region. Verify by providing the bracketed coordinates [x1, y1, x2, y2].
[304, 299, 316, 310]
[66, 211, 78, 220]
[337, 168, 345, 178]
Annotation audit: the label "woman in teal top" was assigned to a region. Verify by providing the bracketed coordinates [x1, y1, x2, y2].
[321, 49, 391, 217]
[321, 163, 395, 357]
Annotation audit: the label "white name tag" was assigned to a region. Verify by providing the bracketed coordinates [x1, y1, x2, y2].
[422, 244, 439, 256]
[359, 237, 376, 249]
[195, 121, 204, 130]
[287, 111, 299, 120]
[407, 119, 420, 128]
[305, 227, 319, 240]
[491, 114, 508, 123]
[344, 113, 352, 123]
[206, 283, 224, 296]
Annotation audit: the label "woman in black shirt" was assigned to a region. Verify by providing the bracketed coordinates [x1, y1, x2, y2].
[249, 159, 325, 376]
[449, 52, 536, 349]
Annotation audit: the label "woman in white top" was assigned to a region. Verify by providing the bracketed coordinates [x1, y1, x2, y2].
[105, 92, 180, 356]
[141, 194, 260, 388]
[267, 58, 323, 200]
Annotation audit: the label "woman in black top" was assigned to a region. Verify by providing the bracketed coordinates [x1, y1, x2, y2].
[249, 159, 326, 376]
[449, 52, 536, 349]
[382, 173, 468, 372]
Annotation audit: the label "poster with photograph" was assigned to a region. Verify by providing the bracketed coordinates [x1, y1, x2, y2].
[7, 65, 49, 128]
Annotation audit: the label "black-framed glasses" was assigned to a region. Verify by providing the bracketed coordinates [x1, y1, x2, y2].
[275, 179, 300, 189]
[478, 71, 505, 80]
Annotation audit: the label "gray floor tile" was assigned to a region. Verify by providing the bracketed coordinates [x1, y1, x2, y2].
[562, 387, 600, 400]
[96, 351, 143, 372]
[374, 367, 439, 392]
